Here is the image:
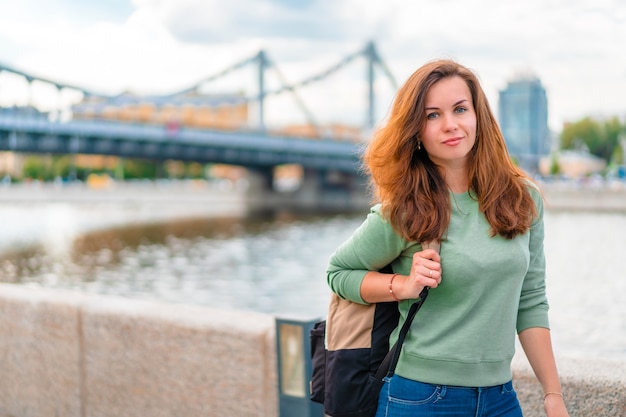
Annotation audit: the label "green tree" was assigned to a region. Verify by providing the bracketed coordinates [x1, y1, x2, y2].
[560, 116, 625, 162]
[185, 162, 205, 179]
[22, 155, 50, 180]
[604, 117, 623, 163]
[611, 144, 624, 166]
[561, 117, 602, 152]
[51, 155, 73, 178]
[122, 159, 160, 179]
[549, 154, 561, 176]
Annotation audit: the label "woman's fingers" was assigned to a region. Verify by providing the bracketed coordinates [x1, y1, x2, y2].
[412, 249, 442, 288]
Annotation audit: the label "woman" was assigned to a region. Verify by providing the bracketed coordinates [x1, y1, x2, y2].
[326, 60, 569, 417]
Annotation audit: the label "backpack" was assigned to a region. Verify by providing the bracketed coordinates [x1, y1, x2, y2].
[310, 241, 438, 417]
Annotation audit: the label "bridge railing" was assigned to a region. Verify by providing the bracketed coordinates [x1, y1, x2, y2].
[0, 114, 364, 173]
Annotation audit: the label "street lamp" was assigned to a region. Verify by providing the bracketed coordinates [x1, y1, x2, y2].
[275, 317, 323, 417]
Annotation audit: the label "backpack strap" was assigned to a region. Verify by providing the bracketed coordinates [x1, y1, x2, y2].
[375, 240, 440, 380]
[374, 287, 429, 379]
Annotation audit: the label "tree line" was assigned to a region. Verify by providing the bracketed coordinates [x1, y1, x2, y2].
[2, 156, 207, 183]
[559, 115, 625, 167]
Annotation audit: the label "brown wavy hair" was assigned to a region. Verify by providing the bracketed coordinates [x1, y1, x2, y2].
[362, 59, 537, 241]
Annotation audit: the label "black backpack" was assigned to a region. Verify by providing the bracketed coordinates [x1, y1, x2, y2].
[310, 241, 439, 417]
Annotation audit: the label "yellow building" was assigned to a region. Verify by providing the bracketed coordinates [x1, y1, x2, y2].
[539, 150, 607, 178]
[0, 151, 23, 177]
[274, 123, 364, 142]
[72, 91, 249, 131]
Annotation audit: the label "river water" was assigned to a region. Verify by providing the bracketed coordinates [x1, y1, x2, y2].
[0, 195, 625, 362]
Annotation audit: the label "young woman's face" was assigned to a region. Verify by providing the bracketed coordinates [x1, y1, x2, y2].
[421, 76, 477, 170]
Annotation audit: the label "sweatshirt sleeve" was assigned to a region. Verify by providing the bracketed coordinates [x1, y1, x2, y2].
[516, 185, 550, 333]
[326, 205, 407, 304]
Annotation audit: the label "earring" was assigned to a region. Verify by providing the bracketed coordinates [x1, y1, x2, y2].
[417, 141, 422, 150]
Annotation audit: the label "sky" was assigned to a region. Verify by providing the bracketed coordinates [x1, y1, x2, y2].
[0, 0, 625, 133]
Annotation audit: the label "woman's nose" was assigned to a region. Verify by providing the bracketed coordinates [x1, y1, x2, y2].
[442, 113, 458, 131]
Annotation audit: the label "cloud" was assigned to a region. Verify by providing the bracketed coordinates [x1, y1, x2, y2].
[0, 0, 625, 130]
[138, 0, 347, 44]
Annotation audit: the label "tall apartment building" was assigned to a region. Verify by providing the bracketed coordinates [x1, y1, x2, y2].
[498, 75, 550, 173]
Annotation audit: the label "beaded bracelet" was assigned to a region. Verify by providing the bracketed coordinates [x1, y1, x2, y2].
[388, 273, 400, 302]
[543, 392, 563, 400]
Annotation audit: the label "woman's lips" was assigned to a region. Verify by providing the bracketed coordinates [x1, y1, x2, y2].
[443, 137, 463, 146]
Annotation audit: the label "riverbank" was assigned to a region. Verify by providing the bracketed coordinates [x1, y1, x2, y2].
[0, 179, 247, 206]
[0, 180, 250, 253]
[539, 180, 626, 212]
[1, 179, 626, 212]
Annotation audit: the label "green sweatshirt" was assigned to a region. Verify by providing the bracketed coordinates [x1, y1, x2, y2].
[326, 187, 549, 387]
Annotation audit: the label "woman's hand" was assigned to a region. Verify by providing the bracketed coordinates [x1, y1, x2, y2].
[397, 248, 441, 299]
[359, 247, 442, 303]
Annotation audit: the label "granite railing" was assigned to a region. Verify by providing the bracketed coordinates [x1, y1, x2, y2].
[0, 283, 623, 417]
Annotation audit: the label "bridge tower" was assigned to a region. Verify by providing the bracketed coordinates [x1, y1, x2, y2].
[363, 41, 398, 129]
[256, 50, 270, 132]
[251, 41, 398, 132]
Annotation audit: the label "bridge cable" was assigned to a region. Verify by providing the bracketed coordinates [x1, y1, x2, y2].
[0, 62, 108, 98]
[263, 48, 364, 97]
[370, 47, 398, 91]
[165, 53, 261, 97]
[264, 56, 322, 137]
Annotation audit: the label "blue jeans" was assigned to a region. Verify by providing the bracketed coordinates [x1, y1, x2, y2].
[375, 375, 523, 417]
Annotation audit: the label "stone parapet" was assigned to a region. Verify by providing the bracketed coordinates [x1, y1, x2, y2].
[0, 283, 623, 417]
[0, 284, 277, 417]
[512, 353, 626, 416]
[0, 284, 83, 417]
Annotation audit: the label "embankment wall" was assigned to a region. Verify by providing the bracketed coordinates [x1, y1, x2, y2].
[0, 284, 624, 417]
[0, 284, 276, 417]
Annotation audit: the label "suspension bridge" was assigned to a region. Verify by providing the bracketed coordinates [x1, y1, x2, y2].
[0, 41, 398, 209]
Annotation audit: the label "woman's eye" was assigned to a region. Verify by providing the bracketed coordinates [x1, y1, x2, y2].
[426, 112, 438, 120]
[455, 107, 467, 114]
